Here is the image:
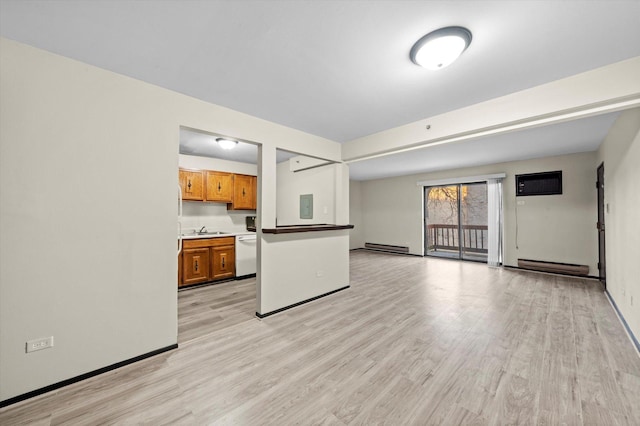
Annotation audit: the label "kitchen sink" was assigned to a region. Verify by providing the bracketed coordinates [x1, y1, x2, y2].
[182, 231, 230, 236]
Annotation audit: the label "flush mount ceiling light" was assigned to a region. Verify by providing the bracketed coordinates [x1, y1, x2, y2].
[410, 26, 472, 70]
[216, 138, 238, 150]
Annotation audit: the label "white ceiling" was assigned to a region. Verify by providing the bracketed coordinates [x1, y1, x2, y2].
[1, 1, 639, 179]
[179, 128, 296, 164]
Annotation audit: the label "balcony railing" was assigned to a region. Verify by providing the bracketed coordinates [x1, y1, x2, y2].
[427, 224, 488, 253]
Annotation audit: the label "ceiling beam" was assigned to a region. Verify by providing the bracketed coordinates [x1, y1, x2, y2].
[342, 56, 640, 163]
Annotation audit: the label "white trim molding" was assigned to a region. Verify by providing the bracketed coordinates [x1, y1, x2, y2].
[417, 173, 506, 187]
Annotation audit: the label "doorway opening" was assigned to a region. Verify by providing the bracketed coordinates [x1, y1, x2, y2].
[424, 183, 488, 262]
[597, 162, 606, 287]
[177, 127, 261, 343]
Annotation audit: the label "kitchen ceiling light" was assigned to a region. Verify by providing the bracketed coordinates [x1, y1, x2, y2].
[410, 26, 472, 70]
[216, 138, 238, 150]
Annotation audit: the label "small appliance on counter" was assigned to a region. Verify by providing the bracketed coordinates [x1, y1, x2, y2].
[246, 215, 256, 232]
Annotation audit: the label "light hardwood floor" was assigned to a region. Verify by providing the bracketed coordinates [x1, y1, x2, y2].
[1, 250, 639, 425]
[177, 278, 257, 344]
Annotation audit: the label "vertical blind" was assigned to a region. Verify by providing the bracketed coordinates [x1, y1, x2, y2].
[486, 178, 503, 267]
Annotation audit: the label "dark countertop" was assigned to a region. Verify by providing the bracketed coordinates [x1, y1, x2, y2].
[261, 224, 354, 234]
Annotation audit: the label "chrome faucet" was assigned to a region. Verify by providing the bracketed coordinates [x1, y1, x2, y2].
[198, 226, 207, 234]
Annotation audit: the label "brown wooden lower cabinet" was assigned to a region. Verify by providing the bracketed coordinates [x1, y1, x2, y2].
[182, 248, 210, 286]
[212, 245, 235, 280]
[179, 237, 235, 288]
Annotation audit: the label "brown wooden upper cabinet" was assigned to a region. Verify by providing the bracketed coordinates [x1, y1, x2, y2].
[229, 174, 256, 210]
[205, 171, 233, 203]
[179, 169, 204, 201]
[179, 167, 256, 210]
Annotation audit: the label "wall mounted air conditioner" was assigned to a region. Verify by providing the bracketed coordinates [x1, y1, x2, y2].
[516, 171, 562, 196]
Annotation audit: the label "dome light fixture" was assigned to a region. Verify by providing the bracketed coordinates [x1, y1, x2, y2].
[216, 138, 238, 150]
[410, 26, 472, 70]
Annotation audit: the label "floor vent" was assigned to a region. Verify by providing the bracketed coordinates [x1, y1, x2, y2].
[364, 243, 410, 254]
[517, 259, 589, 276]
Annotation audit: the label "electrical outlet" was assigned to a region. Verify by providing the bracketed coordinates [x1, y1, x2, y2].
[517, 200, 525, 206]
[316, 270, 324, 278]
[26, 336, 54, 353]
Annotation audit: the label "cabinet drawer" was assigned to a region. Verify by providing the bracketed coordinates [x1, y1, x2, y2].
[183, 236, 235, 249]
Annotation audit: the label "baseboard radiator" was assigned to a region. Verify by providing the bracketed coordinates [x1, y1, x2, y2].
[364, 242, 410, 254]
[517, 259, 589, 276]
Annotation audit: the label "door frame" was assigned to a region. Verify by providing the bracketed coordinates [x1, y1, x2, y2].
[424, 183, 488, 263]
[597, 162, 606, 287]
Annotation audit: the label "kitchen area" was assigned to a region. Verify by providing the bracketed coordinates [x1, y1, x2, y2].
[176, 128, 261, 341]
[176, 127, 350, 338]
[178, 218, 257, 287]
[177, 129, 260, 289]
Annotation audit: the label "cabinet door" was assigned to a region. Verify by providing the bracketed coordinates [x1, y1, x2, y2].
[179, 169, 204, 201]
[182, 248, 210, 286]
[212, 245, 235, 280]
[249, 176, 257, 210]
[205, 171, 233, 202]
[231, 174, 256, 210]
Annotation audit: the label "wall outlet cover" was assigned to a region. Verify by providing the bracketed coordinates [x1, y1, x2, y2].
[26, 336, 54, 353]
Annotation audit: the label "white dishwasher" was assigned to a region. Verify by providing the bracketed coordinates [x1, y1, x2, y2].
[235, 234, 257, 277]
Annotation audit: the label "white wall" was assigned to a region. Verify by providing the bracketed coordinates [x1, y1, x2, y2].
[179, 154, 256, 233]
[0, 38, 346, 402]
[596, 108, 640, 342]
[260, 231, 350, 314]
[180, 203, 249, 234]
[354, 152, 598, 273]
[349, 180, 365, 250]
[254, 160, 351, 315]
[276, 160, 336, 225]
[179, 153, 257, 175]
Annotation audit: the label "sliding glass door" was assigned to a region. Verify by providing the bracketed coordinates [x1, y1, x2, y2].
[425, 183, 488, 262]
[460, 183, 488, 261]
[425, 185, 460, 259]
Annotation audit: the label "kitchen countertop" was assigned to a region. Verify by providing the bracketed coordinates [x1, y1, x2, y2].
[180, 231, 255, 240]
[262, 224, 354, 234]
[181, 225, 353, 238]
